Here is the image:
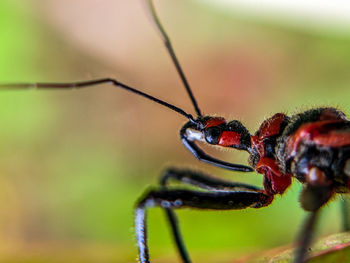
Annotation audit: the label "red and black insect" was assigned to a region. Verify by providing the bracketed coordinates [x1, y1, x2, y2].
[1, 1, 349, 263]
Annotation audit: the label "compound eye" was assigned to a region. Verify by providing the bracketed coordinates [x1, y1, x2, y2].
[204, 126, 222, 145]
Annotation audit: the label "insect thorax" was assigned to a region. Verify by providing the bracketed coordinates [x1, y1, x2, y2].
[248, 107, 350, 194]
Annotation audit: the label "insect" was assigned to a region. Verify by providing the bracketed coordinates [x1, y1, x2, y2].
[1, 1, 350, 263]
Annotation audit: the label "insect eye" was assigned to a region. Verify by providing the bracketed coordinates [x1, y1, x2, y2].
[204, 126, 222, 145]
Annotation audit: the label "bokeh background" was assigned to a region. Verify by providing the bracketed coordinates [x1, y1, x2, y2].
[0, 0, 350, 262]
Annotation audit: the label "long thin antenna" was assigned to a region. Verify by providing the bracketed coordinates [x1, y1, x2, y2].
[0, 78, 196, 123]
[146, 0, 202, 118]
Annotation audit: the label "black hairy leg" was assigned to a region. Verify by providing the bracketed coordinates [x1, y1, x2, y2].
[159, 168, 263, 263]
[135, 168, 272, 263]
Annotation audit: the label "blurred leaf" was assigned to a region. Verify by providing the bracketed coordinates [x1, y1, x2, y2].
[237, 232, 350, 263]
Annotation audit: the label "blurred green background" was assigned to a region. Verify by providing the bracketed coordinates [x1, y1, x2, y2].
[0, 0, 350, 262]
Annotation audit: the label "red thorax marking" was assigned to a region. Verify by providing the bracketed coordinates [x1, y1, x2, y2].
[251, 113, 291, 195]
[251, 139, 291, 195]
[218, 131, 241, 147]
[258, 113, 286, 140]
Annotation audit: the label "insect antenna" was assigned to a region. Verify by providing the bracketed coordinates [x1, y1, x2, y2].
[0, 78, 196, 123]
[0, 1, 200, 125]
[145, 0, 202, 118]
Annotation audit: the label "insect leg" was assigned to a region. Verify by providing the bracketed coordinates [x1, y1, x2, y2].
[294, 211, 318, 263]
[160, 167, 260, 191]
[158, 168, 263, 263]
[162, 208, 191, 263]
[135, 188, 272, 263]
[296, 170, 334, 263]
[340, 197, 350, 231]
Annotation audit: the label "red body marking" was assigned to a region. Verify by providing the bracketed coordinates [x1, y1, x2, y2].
[251, 113, 292, 194]
[218, 131, 241, 147]
[258, 113, 286, 140]
[287, 120, 350, 158]
[256, 157, 291, 195]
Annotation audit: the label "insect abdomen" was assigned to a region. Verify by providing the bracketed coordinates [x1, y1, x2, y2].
[276, 108, 350, 190]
